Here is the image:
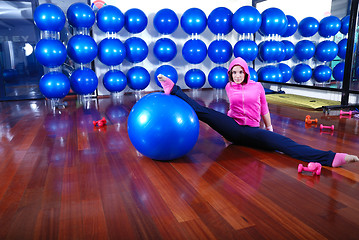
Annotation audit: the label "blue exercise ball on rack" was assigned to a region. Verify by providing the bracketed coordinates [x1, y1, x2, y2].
[294, 40, 315, 61]
[126, 66, 151, 90]
[315, 40, 338, 62]
[96, 5, 124, 33]
[67, 35, 98, 64]
[337, 38, 354, 59]
[98, 38, 126, 66]
[208, 7, 233, 35]
[340, 15, 350, 35]
[153, 8, 179, 35]
[293, 64, 312, 83]
[103, 69, 127, 93]
[282, 15, 298, 37]
[282, 40, 295, 61]
[258, 40, 284, 63]
[298, 17, 319, 37]
[34, 3, 66, 32]
[208, 40, 232, 64]
[153, 38, 177, 62]
[277, 63, 292, 83]
[259, 8, 288, 36]
[185, 69, 206, 89]
[181, 8, 207, 35]
[182, 39, 207, 64]
[67, 2, 95, 29]
[318, 16, 341, 38]
[248, 66, 258, 82]
[39, 72, 70, 99]
[333, 62, 345, 81]
[313, 65, 332, 83]
[124, 8, 147, 34]
[154, 65, 178, 88]
[124, 37, 148, 63]
[35, 39, 67, 68]
[232, 6, 261, 34]
[257, 65, 283, 82]
[233, 40, 258, 62]
[208, 67, 228, 89]
[70, 67, 98, 95]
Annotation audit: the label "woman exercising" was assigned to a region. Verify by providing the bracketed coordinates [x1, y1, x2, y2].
[157, 57, 359, 167]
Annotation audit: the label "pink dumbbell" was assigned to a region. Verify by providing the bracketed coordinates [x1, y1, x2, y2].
[340, 110, 352, 115]
[298, 162, 322, 175]
[320, 124, 334, 131]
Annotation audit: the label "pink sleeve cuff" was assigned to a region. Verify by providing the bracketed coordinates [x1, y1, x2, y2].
[332, 153, 347, 167]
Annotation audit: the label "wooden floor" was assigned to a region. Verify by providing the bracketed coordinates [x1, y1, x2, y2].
[0, 89, 359, 240]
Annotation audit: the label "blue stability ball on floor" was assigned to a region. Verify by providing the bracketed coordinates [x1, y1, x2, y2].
[67, 35, 98, 64]
[208, 40, 232, 64]
[35, 39, 67, 68]
[124, 37, 148, 63]
[333, 62, 345, 81]
[154, 65, 178, 88]
[208, 66, 228, 89]
[67, 2, 95, 29]
[313, 65, 332, 83]
[232, 6, 261, 34]
[277, 63, 292, 83]
[124, 8, 147, 34]
[70, 67, 98, 95]
[103, 70, 127, 93]
[153, 38, 177, 62]
[185, 69, 206, 89]
[34, 3, 66, 32]
[98, 38, 126, 66]
[248, 66, 258, 82]
[39, 72, 70, 99]
[294, 40, 315, 61]
[257, 65, 283, 82]
[181, 8, 207, 35]
[96, 5, 124, 33]
[182, 39, 207, 64]
[126, 66, 150, 90]
[233, 40, 258, 62]
[298, 17, 319, 37]
[127, 92, 200, 161]
[153, 8, 179, 35]
[293, 64, 312, 83]
[208, 7, 233, 35]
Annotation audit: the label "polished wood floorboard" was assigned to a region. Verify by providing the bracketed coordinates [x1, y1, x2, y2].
[0, 89, 359, 240]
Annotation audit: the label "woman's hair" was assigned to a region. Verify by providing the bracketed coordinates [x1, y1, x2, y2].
[228, 65, 248, 84]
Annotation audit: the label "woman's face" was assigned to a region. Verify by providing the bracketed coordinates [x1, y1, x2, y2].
[231, 65, 246, 84]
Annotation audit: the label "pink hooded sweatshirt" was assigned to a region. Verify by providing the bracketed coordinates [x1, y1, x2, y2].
[225, 57, 269, 127]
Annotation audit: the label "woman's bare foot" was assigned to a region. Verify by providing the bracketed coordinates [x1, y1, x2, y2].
[345, 154, 359, 164]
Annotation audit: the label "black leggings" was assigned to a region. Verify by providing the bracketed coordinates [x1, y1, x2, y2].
[171, 86, 335, 166]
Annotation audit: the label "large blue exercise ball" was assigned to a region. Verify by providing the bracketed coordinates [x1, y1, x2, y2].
[103, 70, 127, 93]
[154, 65, 178, 88]
[315, 40, 338, 62]
[153, 38, 177, 62]
[208, 7, 233, 35]
[70, 67, 98, 95]
[34, 3, 66, 32]
[260, 8, 288, 36]
[294, 40, 315, 61]
[96, 5, 124, 33]
[232, 6, 261, 34]
[181, 8, 207, 35]
[67, 2, 95, 29]
[182, 39, 207, 64]
[337, 38, 353, 60]
[208, 66, 228, 89]
[153, 9, 178, 35]
[39, 72, 70, 99]
[67, 35, 98, 64]
[257, 65, 283, 82]
[293, 64, 312, 83]
[126, 66, 150, 90]
[124, 37, 148, 63]
[282, 15, 298, 37]
[340, 15, 350, 35]
[208, 40, 232, 64]
[313, 65, 332, 83]
[298, 17, 319, 37]
[318, 16, 341, 38]
[248, 66, 258, 82]
[35, 39, 67, 68]
[277, 63, 292, 83]
[127, 92, 199, 161]
[333, 62, 345, 81]
[124, 8, 147, 34]
[185, 69, 206, 89]
[258, 40, 285, 63]
[98, 38, 126, 66]
[233, 40, 258, 62]
[282, 40, 295, 61]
